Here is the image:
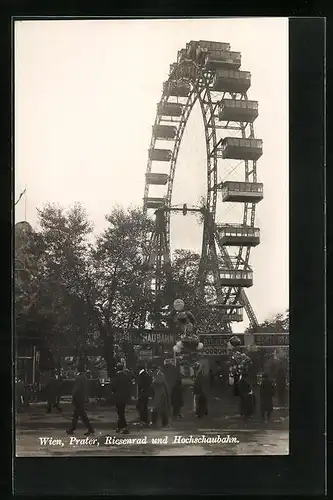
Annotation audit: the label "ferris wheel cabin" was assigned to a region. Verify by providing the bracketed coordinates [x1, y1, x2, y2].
[219, 269, 253, 288]
[221, 181, 264, 203]
[213, 69, 251, 94]
[187, 40, 231, 58]
[214, 309, 244, 322]
[204, 50, 241, 71]
[218, 99, 259, 122]
[158, 103, 183, 117]
[149, 148, 173, 162]
[164, 81, 190, 98]
[182, 40, 232, 66]
[198, 40, 231, 51]
[177, 48, 190, 63]
[227, 311, 243, 322]
[207, 304, 244, 322]
[153, 124, 177, 140]
[144, 197, 166, 209]
[221, 137, 263, 161]
[145, 173, 168, 185]
[217, 225, 260, 247]
[223, 309, 244, 322]
[169, 63, 177, 75]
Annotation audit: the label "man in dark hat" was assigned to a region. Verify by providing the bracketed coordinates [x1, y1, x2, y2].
[66, 368, 94, 436]
[136, 366, 152, 425]
[111, 363, 132, 433]
[238, 372, 256, 421]
[260, 373, 275, 423]
[193, 363, 208, 418]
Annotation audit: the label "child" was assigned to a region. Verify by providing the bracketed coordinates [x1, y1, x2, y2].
[171, 379, 184, 419]
[260, 373, 275, 423]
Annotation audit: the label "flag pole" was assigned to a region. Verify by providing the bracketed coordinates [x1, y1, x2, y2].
[24, 185, 27, 220]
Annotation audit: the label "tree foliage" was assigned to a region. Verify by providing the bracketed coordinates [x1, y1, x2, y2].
[245, 310, 289, 333]
[15, 200, 288, 377]
[15, 203, 155, 375]
[15, 222, 43, 316]
[36, 203, 95, 351]
[87, 206, 154, 333]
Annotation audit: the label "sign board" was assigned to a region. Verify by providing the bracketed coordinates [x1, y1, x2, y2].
[198, 334, 245, 356]
[138, 350, 153, 361]
[164, 358, 176, 366]
[199, 334, 245, 346]
[254, 333, 289, 347]
[138, 331, 176, 345]
[201, 346, 228, 356]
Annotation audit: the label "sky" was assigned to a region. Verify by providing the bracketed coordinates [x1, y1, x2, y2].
[14, 18, 289, 332]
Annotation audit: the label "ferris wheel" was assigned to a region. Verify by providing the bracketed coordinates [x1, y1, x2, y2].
[142, 40, 263, 331]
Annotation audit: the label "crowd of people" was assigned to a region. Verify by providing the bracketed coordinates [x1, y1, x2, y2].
[60, 361, 285, 435]
[59, 361, 210, 435]
[17, 356, 288, 436]
[108, 362, 210, 434]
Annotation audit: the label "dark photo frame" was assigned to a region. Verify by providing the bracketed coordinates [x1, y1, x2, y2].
[1, 13, 325, 497]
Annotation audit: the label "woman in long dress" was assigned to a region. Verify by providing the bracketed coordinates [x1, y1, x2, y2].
[151, 368, 170, 427]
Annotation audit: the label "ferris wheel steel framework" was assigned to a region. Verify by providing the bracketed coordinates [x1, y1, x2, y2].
[142, 42, 262, 331]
